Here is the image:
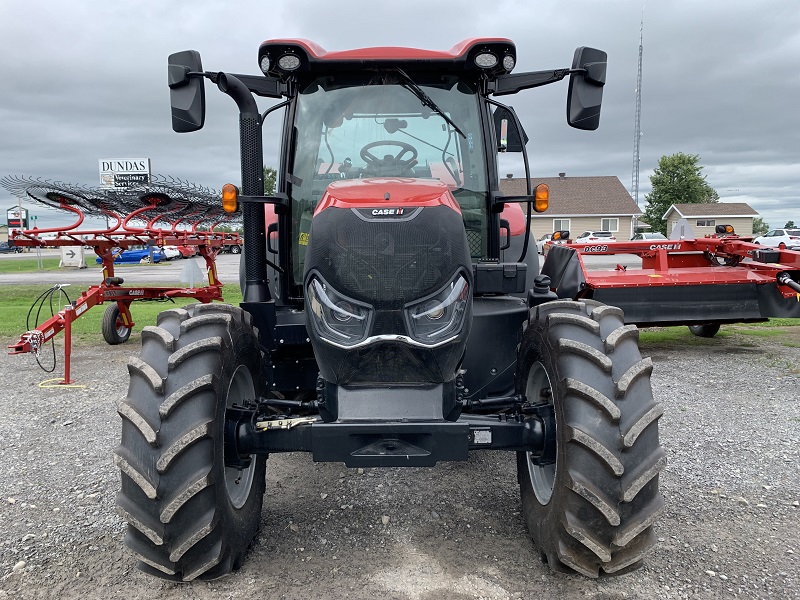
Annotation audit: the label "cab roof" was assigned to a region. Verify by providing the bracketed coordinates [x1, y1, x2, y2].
[258, 38, 516, 78]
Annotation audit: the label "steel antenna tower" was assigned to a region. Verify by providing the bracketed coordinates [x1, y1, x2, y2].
[631, 14, 644, 207]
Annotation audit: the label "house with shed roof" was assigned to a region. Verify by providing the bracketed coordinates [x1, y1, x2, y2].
[499, 174, 642, 240]
[663, 203, 758, 237]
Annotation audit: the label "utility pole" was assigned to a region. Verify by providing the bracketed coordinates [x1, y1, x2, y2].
[631, 13, 644, 212]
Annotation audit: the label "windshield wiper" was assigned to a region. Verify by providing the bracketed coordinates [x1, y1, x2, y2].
[393, 68, 466, 139]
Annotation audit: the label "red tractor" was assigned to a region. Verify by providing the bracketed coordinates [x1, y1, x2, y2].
[115, 38, 663, 580]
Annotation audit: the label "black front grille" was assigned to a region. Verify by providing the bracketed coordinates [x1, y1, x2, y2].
[306, 205, 471, 309]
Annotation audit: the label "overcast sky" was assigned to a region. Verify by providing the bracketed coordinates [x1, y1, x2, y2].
[1, 0, 799, 230]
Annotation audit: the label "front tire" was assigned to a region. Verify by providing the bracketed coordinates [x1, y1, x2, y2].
[115, 303, 266, 580]
[516, 300, 665, 577]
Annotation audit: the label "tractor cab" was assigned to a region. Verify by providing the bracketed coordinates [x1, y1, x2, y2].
[258, 38, 517, 298]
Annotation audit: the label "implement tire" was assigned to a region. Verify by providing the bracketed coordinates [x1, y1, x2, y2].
[102, 303, 131, 345]
[516, 299, 665, 577]
[688, 323, 720, 338]
[115, 303, 266, 581]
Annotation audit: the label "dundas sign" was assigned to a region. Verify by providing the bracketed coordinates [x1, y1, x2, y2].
[99, 158, 151, 188]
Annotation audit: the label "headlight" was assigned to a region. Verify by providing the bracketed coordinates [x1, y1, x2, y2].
[307, 277, 372, 347]
[404, 273, 470, 344]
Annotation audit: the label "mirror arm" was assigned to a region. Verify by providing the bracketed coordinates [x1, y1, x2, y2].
[490, 68, 570, 96]
[491, 67, 601, 96]
[170, 70, 286, 99]
[239, 193, 289, 208]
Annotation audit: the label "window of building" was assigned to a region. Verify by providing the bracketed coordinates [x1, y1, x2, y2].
[696, 219, 715, 227]
[553, 219, 570, 233]
[601, 218, 619, 232]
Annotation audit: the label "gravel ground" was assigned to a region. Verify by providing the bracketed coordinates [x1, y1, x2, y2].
[1, 325, 798, 599]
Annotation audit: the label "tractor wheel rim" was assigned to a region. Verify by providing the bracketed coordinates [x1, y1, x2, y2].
[526, 361, 556, 505]
[224, 364, 256, 509]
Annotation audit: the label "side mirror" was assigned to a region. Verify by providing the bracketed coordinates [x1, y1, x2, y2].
[168, 50, 205, 133]
[567, 47, 606, 131]
[492, 106, 528, 152]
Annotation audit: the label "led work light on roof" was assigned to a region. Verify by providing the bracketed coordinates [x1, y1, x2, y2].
[502, 55, 515, 71]
[474, 52, 498, 68]
[277, 54, 301, 71]
[259, 55, 271, 74]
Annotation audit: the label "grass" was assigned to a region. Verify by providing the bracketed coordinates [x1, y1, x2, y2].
[0, 284, 243, 340]
[733, 318, 800, 328]
[731, 328, 786, 337]
[631, 319, 800, 347]
[638, 327, 729, 345]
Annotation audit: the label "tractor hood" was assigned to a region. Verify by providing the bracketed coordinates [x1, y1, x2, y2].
[303, 178, 473, 385]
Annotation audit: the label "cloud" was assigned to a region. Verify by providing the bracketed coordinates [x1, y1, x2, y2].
[1, 0, 798, 229]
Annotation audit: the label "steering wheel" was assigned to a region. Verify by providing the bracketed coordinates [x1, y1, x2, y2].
[360, 141, 418, 171]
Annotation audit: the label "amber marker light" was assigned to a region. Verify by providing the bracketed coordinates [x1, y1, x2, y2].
[552, 231, 562, 240]
[534, 183, 549, 212]
[222, 183, 239, 213]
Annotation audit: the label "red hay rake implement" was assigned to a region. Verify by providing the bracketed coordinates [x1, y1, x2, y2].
[2, 175, 242, 383]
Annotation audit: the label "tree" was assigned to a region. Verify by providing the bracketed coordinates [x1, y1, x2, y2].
[264, 166, 277, 195]
[752, 217, 769, 236]
[641, 153, 719, 235]
[785, 220, 796, 229]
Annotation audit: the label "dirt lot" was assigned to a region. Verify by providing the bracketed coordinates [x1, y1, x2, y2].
[1, 325, 798, 599]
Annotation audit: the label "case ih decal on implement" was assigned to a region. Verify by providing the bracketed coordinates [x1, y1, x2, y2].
[113, 38, 665, 580]
[543, 228, 800, 336]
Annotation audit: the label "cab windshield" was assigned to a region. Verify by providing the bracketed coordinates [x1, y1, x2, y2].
[289, 73, 489, 284]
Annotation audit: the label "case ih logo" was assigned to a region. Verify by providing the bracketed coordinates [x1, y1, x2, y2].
[357, 207, 410, 220]
[371, 208, 404, 216]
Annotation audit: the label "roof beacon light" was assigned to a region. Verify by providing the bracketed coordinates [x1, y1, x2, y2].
[221, 183, 239, 213]
[534, 183, 549, 212]
[259, 55, 271, 74]
[277, 54, 301, 71]
[475, 52, 498, 69]
[502, 55, 515, 71]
